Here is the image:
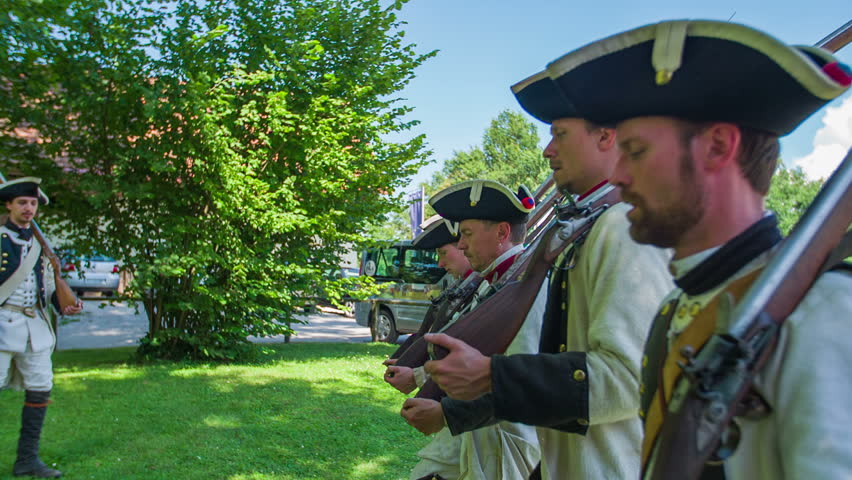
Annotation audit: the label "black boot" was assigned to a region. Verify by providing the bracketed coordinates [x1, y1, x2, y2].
[13, 390, 62, 478]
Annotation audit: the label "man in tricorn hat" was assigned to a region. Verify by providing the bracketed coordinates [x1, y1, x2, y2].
[384, 214, 472, 394]
[421, 67, 673, 478]
[415, 214, 472, 282]
[399, 179, 544, 480]
[542, 19, 852, 479]
[0, 177, 83, 478]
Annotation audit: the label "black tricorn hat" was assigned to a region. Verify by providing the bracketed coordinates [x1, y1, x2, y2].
[412, 215, 459, 250]
[429, 179, 535, 224]
[0, 177, 49, 205]
[545, 20, 851, 136]
[512, 70, 582, 124]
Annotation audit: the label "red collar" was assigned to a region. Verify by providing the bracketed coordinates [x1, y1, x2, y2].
[484, 254, 518, 283]
[577, 179, 609, 202]
[462, 269, 474, 279]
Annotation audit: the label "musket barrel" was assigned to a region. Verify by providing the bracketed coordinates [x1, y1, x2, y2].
[816, 20, 852, 52]
[728, 148, 852, 338]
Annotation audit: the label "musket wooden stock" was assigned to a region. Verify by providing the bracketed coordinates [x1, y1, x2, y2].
[394, 276, 484, 366]
[34, 228, 79, 312]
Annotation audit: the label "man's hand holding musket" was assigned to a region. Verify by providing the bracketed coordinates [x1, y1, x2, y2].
[423, 333, 491, 401]
[383, 358, 417, 394]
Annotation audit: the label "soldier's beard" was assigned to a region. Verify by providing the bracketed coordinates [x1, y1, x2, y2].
[624, 151, 704, 249]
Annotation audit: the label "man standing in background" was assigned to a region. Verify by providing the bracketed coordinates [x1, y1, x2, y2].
[0, 177, 84, 478]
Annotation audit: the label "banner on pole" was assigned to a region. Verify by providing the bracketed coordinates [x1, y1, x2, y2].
[408, 188, 424, 239]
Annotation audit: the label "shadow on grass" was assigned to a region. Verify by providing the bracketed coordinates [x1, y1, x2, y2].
[0, 343, 426, 480]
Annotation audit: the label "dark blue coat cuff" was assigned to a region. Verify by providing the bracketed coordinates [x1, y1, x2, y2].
[441, 393, 497, 436]
[491, 352, 590, 434]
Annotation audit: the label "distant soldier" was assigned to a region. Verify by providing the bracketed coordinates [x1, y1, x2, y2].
[542, 19, 852, 479]
[399, 180, 544, 480]
[418, 215, 472, 282]
[0, 177, 83, 478]
[384, 214, 472, 393]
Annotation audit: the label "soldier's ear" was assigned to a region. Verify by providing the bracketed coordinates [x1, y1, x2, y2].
[596, 127, 617, 152]
[497, 221, 512, 242]
[697, 123, 740, 173]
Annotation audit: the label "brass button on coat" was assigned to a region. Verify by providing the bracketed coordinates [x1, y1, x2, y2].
[558, 344, 567, 352]
[573, 369, 586, 382]
[577, 418, 589, 426]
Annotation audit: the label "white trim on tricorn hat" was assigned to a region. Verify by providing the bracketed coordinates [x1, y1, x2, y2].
[0, 177, 49, 205]
[544, 20, 851, 136]
[429, 179, 535, 223]
[412, 215, 459, 250]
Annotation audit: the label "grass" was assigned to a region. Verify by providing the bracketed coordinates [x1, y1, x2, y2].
[0, 344, 431, 480]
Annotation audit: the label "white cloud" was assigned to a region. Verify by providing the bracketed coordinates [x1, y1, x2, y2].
[792, 95, 852, 180]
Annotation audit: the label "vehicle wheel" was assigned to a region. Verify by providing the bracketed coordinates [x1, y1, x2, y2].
[343, 300, 356, 318]
[371, 307, 399, 344]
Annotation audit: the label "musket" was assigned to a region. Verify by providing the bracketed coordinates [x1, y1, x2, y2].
[391, 273, 483, 363]
[646, 21, 852, 479]
[0, 172, 79, 315]
[415, 186, 621, 400]
[647, 147, 852, 479]
[816, 19, 852, 51]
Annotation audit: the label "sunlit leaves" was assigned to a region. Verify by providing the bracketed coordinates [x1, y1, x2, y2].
[1, 0, 432, 360]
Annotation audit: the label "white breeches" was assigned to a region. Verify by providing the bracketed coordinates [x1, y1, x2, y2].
[0, 346, 53, 391]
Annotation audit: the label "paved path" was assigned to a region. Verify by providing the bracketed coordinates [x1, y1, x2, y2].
[57, 300, 374, 350]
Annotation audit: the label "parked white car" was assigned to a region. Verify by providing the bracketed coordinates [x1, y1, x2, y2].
[62, 254, 121, 297]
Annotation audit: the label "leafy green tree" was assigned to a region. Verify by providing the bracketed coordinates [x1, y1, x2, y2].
[1, 0, 433, 360]
[364, 208, 412, 242]
[426, 109, 549, 197]
[766, 166, 825, 235]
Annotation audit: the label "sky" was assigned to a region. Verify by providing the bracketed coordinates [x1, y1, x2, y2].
[388, 0, 852, 193]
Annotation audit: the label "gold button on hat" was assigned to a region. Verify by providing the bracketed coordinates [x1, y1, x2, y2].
[573, 369, 586, 382]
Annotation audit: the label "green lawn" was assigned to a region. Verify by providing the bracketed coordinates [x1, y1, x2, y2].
[0, 344, 430, 480]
